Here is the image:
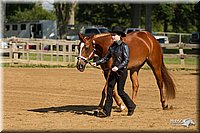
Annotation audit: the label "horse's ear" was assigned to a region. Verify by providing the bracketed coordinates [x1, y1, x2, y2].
[90, 34, 95, 39]
[78, 33, 85, 41]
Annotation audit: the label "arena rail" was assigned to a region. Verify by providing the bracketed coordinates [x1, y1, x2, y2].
[1, 37, 80, 66]
[0, 37, 199, 66]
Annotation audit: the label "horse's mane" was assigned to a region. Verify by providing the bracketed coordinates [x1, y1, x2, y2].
[93, 33, 111, 39]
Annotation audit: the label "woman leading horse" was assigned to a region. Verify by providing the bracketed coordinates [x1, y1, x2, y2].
[76, 29, 176, 111]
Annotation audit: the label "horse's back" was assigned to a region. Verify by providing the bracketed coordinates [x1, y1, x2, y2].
[125, 31, 162, 55]
[124, 32, 151, 68]
[124, 31, 162, 69]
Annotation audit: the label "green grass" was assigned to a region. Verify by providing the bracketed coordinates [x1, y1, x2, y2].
[162, 48, 199, 55]
[19, 53, 76, 62]
[1, 51, 198, 68]
[2, 63, 76, 68]
[163, 57, 198, 65]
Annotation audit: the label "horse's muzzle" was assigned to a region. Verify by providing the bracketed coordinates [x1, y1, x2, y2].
[76, 59, 86, 72]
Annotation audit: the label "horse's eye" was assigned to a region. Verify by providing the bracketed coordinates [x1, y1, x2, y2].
[85, 46, 89, 51]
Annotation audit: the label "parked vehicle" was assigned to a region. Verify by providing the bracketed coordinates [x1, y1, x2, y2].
[0, 41, 9, 49]
[124, 28, 145, 34]
[189, 32, 200, 44]
[0, 33, 9, 49]
[80, 26, 110, 37]
[154, 35, 169, 44]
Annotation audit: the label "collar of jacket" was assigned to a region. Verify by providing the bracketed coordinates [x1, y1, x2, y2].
[116, 40, 123, 45]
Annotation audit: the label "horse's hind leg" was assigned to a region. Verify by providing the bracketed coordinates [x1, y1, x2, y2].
[148, 63, 168, 109]
[154, 68, 168, 109]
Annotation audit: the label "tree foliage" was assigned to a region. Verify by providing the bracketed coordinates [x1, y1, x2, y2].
[5, 2, 199, 34]
[6, 4, 56, 22]
[76, 4, 132, 29]
[5, 3, 35, 17]
[153, 4, 175, 32]
[172, 4, 197, 33]
[76, 3, 198, 33]
[194, 2, 200, 31]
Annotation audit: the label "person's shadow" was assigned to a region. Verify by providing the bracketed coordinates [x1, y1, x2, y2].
[28, 105, 99, 116]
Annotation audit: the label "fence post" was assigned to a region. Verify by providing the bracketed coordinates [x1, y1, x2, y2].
[50, 44, 53, 62]
[68, 44, 72, 63]
[178, 43, 186, 68]
[63, 44, 66, 62]
[74, 41, 79, 64]
[179, 34, 182, 43]
[40, 43, 44, 61]
[56, 43, 59, 62]
[36, 43, 40, 61]
[13, 43, 18, 61]
[26, 42, 29, 62]
[22, 43, 25, 59]
[10, 40, 19, 64]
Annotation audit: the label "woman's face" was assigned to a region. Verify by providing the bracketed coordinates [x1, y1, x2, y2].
[112, 34, 121, 42]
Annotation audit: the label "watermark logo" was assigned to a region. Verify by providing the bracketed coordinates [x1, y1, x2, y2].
[170, 118, 195, 127]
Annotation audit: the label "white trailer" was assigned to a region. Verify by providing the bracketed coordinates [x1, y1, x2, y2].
[4, 20, 57, 39]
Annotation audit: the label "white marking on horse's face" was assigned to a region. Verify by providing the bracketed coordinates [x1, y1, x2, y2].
[92, 40, 95, 44]
[79, 42, 85, 57]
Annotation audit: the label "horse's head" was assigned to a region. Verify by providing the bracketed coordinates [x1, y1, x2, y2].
[76, 33, 96, 72]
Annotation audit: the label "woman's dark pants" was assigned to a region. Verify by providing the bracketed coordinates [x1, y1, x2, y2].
[103, 68, 136, 116]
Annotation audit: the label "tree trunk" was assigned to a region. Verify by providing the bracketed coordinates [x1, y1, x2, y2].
[68, 2, 77, 27]
[54, 3, 76, 39]
[145, 4, 152, 32]
[0, 2, 5, 33]
[130, 4, 141, 28]
[164, 20, 168, 32]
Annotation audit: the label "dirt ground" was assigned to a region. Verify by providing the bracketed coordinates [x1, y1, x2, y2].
[2, 65, 199, 132]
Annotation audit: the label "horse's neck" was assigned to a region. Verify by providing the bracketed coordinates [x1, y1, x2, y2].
[94, 35, 112, 57]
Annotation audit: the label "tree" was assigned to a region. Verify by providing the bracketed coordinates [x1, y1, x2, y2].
[130, 4, 142, 28]
[5, 3, 35, 18]
[153, 4, 175, 32]
[54, 2, 77, 39]
[145, 4, 152, 32]
[76, 3, 132, 29]
[194, 2, 200, 31]
[6, 4, 56, 22]
[172, 4, 196, 33]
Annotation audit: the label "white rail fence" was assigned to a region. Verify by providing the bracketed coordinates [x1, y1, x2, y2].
[0, 37, 80, 66]
[0, 37, 199, 66]
[154, 32, 192, 43]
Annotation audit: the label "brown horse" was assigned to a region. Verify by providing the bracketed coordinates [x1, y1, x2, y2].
[76, 31, 176, 110]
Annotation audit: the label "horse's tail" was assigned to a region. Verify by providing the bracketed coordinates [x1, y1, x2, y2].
[161, 61, 176, 99]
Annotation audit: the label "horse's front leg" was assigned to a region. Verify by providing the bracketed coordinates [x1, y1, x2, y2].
[113, 87, 125, 111]
[130, 69, 139, 104]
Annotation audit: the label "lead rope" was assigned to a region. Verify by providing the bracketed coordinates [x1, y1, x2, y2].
[88, 62, 101, 69]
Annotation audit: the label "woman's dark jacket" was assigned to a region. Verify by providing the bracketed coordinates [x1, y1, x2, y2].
[96, 40, 129, 70]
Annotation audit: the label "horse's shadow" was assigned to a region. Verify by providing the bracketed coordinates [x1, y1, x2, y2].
[28, 105, 99, 116]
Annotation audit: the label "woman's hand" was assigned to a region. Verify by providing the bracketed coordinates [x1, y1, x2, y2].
[112, 66, 118, 72]
[91, 62, 97, 66]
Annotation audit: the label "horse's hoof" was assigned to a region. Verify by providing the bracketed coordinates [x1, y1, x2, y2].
[115, 105, 126, 112]
[120, 105, 126, 111]
[162, 104, 169, 110]
[97, 106, 102, 110]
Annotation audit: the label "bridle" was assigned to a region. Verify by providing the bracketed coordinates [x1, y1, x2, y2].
[77, 40, 96, 63]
